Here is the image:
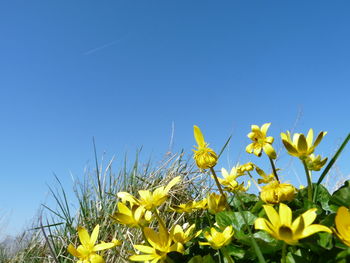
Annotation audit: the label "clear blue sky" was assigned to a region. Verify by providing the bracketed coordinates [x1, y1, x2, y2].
[1, 1, 350, 236]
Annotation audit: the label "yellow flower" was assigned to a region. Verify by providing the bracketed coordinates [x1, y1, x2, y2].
[199, 226, 234, 250]
[255, 167, 276, 184]
[305, 154, 328, 171]
[67, 225, 120, 263]
[280, 129, 327, 159]
[193, 125, 218, 169]
[246, 123, 277, 159]
[170, 202, 195, 213]
[130, 227, 184, 263]
[255, 203, 331, 245]
[111, 202, 152, 228]
[333, 206, 350, 247]
[237, 162, 255, 173]
[170, 199, 207, 213]
[218, 167, 250, 192]
[117, 176, 181, 211]
[192, 198, 208, 210]
[170, 224, 202, 244]
[207, 192, 227, 214]
[260, 181, 296, 204]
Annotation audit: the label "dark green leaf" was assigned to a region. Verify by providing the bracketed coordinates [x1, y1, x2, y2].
[330, 180, 350, 207]
[216, 211, 257, 231]
[188, 254, 216, 263]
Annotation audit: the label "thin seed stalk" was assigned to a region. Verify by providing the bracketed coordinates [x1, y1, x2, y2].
[269, 157, 280, 182]
[302, 160, 313, 202]
[210, 167, 231, 211]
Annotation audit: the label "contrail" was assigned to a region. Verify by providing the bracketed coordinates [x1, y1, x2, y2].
[83, 34, 129, 55]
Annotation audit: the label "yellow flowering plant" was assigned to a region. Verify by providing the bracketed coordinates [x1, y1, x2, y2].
[60, 123, 350, 263]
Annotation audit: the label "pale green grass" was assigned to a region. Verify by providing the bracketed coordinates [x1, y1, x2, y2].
[1, 150, 207, 263]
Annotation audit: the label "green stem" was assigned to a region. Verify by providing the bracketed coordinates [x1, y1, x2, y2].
[269, 158, 280, 182]
[302, 160, 313, 202]
[210, 167, 231, 211]
[281, 242, 287, 263]
[221, 247, 235, 263]
[154, 209, 167, 231]
[235, 193, 266, 263]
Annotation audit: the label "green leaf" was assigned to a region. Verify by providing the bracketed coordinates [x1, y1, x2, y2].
[216, 211, 257, 231]
[229, 192, 259, 207]
[317, 133, 350, 185]
[188, 254, 216, 263]
[225, 244, 246, 259]
[253, 231, 282, 254]
[318, 232, 333, 250]
[330, 180, 350, 207]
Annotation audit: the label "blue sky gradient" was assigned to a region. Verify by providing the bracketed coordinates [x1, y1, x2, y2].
[1, 1, 350, 236]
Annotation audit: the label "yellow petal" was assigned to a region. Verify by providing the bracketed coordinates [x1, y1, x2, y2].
[93, 242, 116, 251]
[143, 227, 160, 249]
[90, 225, 100, 245]
[245, 143, 254, 153]
[77, 226, 91, 248]
[297, 134, 308, 153]
[281, 140, 299, 156]
[164, 176, 181, 193]
[261, 123, 271, 136]
[313, 131, 327, 148]
[111, 213, 132, 225]
[279, 203, 292, 226]
[117, 202, 132, 216]
[335, 207, 350, 240]
[300, 224, 332, 239]
[134, 244, 156, 254]
[300, 208, 317, 226]
[306, 129, 314, 147]
[89, 253, 105, 263]
[263, 205, 280, 227]
[129, 254, 158, 262]
[117, 192, 138, 204]
[194, 125, 205, 147]
[145, 210, 152, 221]
[254, 218, 276, 237]
[263, 144, 276, 159]
[67, 244, 81, 258]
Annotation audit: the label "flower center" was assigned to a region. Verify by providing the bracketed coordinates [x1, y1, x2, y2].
[278, 225, 293, 241]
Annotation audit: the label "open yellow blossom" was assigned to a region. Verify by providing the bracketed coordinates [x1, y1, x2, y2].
[246, 123, 277, 159]
[333, 206, 350, 247]
[130, 226, 184, 263]
[255, 203, 331, 245]
[218, 167, 250, 192]
[67, 225, 120, 263]
[199, 226, 234, 250]
[304, 154, 328, 171]
[237, 162, 255, 173]
[117, 176, 181, 211]
[280, 129, 327, 159]
[260, 180, 296, 204]
[170, 199, 207, 213]
[170, 224, 202, 244]
[207, 192, 227, 214]
[193, 125, 218, 169]
[111, 202, 152, 228]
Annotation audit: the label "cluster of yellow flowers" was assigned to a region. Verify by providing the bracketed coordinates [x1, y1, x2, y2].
[66, 123, 350, 263]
